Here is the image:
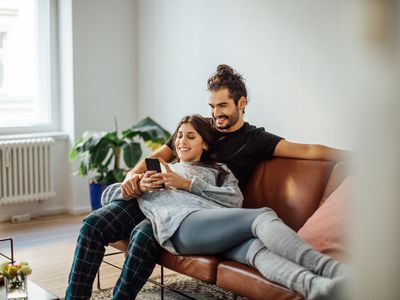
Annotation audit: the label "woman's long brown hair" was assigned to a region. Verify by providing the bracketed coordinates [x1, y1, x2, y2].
[171, 114, 228, 186]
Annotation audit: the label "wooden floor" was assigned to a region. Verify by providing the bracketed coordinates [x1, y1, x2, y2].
[0, 213, 167, 298]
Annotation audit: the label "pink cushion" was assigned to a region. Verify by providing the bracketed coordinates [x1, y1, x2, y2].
[297, 176, 353, 262]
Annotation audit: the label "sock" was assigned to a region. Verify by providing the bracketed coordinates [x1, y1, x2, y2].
[248, 246, 334, 299]
[251, 211, 349, 278]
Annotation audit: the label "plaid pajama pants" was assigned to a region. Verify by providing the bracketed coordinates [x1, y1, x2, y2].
[65, 199, 160, 300]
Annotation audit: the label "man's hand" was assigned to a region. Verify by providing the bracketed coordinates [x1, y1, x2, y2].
[121, 173, 142, 199]
[158, 158, 192, 190]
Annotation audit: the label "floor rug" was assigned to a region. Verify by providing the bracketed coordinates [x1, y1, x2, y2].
[91, 273, 248, 300]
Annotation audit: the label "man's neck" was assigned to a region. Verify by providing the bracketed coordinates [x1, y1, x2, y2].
[218, 119, 245, 133]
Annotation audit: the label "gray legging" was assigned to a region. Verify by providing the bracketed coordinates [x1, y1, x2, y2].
[171, 207, 266, 263]
[170, 207, 349, 300]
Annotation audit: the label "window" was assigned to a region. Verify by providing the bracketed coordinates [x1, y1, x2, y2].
[0, 0, 57, 132]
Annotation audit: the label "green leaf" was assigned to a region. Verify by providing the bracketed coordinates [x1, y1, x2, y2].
[123, 117, 171, 143]
[94, 174, 105, 184]
[78, 160, 88, 176]
[112, 169, 126, 183]
[69, 148, 78, 161]
[81, 131, 111, 151]
[69, 137, 83, 160]
[103, 169, 125, 184]
[102, 149, 115, 171]
[92, 139, 113, 166]
[121, 128, 139, 139]
[122, 142, 142, 168]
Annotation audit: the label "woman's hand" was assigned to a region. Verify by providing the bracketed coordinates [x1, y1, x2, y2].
[139, 170, 165, 193]
[158, 158, 192, 190]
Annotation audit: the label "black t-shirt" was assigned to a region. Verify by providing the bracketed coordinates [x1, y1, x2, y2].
[166, 122, 283, 187]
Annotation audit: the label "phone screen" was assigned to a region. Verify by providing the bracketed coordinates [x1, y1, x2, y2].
[145, 158, 162, 172]
[145, 158, 165, 188]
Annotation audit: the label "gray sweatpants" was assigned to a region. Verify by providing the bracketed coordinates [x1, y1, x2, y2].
[171, 207, 349, 300]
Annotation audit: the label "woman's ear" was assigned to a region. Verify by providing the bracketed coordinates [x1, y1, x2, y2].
[203, 144, 209, 151]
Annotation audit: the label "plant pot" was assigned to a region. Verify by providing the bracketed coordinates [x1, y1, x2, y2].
[5, 276, 27, 299]
[89, 182, 108, 211]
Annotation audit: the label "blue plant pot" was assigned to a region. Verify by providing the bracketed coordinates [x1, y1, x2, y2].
[89, 182, 107, 211]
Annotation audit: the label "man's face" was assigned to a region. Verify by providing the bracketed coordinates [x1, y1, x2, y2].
[208, 88, 241, 131]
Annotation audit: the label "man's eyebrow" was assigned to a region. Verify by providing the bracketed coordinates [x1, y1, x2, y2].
[208, 102, 228, 106]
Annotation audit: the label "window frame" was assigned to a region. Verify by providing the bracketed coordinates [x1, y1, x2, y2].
[0, 0, 59, 135]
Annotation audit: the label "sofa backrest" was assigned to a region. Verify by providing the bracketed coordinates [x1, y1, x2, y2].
[242, 158, 338, 231]
[319, 161, 351, 206]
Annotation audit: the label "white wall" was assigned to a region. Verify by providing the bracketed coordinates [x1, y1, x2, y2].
[72, 0, 138, 134]
[137, 0, 367, 150]
[68, 0, 138, 213]
[59, 0, 139, 214]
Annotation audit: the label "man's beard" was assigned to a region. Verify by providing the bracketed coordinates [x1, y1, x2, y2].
[213, 107, 240, 130]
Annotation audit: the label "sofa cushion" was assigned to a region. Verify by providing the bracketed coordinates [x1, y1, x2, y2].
[158, 250, 221, 283]
[243, 158, 336, 231]
[297, 176, 353, 261]
[216, 261, 303, 300]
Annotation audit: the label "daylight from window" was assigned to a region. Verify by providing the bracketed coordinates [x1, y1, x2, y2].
[0, 0, 50, 129]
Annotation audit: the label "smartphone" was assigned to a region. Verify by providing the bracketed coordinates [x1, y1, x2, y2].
[145, 157, 162, 172]
[145, 157, 165, 188]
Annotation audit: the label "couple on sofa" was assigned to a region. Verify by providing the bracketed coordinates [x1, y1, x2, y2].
[65, 65, 352, 300]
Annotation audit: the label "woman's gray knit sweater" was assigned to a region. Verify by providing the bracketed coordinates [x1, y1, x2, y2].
[101, 162, 243, 254]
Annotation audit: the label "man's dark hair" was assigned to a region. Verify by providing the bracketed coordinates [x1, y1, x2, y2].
[207, 64, 247, 105]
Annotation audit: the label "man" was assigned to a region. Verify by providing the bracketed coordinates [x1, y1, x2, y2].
[66, 64, 352, 299]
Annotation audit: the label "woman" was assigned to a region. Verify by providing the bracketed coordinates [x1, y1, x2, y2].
[127, 114, 349, 300]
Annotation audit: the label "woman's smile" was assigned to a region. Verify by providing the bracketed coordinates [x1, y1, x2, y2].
[174, 123, 207, 162]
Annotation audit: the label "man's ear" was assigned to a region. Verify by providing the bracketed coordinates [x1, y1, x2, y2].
[238, 97, 248, 113]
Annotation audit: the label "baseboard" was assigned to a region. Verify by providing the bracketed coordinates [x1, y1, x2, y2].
[0, 205, 89, 223]
[0, 208, 68, 223]
[68, 205, 91, 216]
[0, 215, 11, 222]
[35, 206, 70, 216]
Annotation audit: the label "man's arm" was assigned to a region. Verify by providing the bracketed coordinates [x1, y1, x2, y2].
[122, 145, 174, 199]
[126, 145, 174, 176]
[273, 140, 355, 161]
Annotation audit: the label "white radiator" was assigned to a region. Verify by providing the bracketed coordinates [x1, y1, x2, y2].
[0, 138, 56, 205]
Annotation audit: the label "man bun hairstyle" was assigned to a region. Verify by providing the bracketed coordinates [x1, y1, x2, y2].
[207, 64, 247, 105]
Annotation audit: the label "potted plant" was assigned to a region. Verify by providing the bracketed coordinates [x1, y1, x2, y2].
[69, 117, 171, 210]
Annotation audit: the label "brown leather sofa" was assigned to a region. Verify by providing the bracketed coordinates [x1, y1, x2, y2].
[109, 157, 349, 299]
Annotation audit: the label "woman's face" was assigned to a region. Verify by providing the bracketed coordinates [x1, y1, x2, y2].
[174, 122, 207, 162]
